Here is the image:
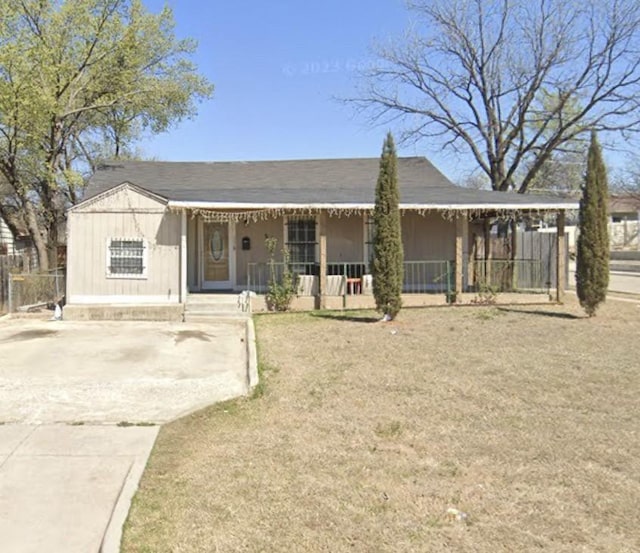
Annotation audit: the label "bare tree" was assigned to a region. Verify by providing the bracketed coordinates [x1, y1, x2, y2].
[618, 163, 640, 202]
[354, 0, 640, 193]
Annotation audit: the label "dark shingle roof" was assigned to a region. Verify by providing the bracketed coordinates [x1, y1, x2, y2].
[86, 157, 575, 208]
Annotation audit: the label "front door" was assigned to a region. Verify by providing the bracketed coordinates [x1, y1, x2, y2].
[201, 221, 234, 289]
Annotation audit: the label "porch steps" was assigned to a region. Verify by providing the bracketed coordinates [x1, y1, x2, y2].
[184, 293, 249, 322]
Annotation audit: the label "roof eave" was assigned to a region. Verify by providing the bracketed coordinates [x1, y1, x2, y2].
[167, 200, 579, 211]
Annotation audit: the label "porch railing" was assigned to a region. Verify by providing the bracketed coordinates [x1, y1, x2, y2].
[247, 260, 453, 296]
[403, 260, 452, 294]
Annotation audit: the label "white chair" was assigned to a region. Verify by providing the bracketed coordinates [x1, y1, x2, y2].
[361, 274, 373, 295]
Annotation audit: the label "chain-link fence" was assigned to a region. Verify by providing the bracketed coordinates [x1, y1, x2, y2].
[7, 269, 65, 313]
[1, 255, 26, 313]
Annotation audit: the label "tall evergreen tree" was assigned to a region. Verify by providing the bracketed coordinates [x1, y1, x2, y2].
[576, 132, 609, 316]
[372, 132, 403, 320]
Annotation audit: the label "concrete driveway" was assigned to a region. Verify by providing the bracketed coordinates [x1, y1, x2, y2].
[0, 318, 249, 424]
[0, 317, 252, 553]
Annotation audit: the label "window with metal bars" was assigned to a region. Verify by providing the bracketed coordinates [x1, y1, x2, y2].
[107, 238, 147, 278]
[286, 216, 317, 272]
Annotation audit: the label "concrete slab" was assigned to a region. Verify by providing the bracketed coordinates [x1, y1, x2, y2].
[0, 455, 132, 552]
[0, 316, 253, 552]
[0, 425, 33, 455]
[0, 424, 158, 553]
[18, 424, 158, 456]
[0, 319, 249, 423]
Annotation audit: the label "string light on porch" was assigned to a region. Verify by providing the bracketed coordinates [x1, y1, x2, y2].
[174, 206, 377, 223]
[169, 205, 573, 223]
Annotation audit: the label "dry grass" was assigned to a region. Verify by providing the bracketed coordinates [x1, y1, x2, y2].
[122, 297, 640, 553]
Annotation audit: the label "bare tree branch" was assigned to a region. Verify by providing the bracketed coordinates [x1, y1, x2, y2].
[350, 0, 640, 193]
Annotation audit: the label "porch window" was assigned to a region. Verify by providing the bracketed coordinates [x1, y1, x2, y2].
[286, 216, 317, 273]
[106, 238, 147, 278]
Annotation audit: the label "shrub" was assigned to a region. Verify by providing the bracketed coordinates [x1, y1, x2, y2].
[265, 237, 298, 312]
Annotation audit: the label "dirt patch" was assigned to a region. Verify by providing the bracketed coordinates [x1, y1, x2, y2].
[122, 297, 640, 552]
[1, 329, 58, 342]
[169, 330, 213, 344]
[115, 347, 153, 364]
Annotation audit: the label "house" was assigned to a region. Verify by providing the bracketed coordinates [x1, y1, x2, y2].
[0, 215, 13, 256]
[64, 158, 577, 320]
[0, 211, 34, 260]
[608, 194, 640, 250]
[609, 194, 640, 222]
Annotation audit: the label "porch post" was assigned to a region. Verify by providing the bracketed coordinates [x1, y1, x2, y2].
[455, 211, 467, 299]
[464, 212, 471, 287]
[483, 218, 492, 287]
[556, 210, 566, 303]
[180, 208, 188, 303]
[510, 218, 518, 290]
[318, 211, 327, 309]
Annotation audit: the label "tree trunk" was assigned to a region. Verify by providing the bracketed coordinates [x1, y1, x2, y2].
[23, 202, 49, 272]
[47, 222, 59, 270]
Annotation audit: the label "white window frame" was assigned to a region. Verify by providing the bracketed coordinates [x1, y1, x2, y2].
[284, 215, 318, 272]
[106, 237, 148, 279]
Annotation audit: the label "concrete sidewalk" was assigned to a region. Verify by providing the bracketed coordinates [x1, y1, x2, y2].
[0, 317, 258, 552]
[0, 424, 158, 553]
[609, 270, 640, 295]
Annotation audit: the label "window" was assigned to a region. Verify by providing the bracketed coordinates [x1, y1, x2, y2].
[107, 238, 147, 278]
[286, 216, 317, 272]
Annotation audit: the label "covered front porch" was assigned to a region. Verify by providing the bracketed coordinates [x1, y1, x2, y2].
[176, 206, 569, 310]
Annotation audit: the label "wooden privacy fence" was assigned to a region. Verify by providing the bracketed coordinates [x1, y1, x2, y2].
[471, 230, 568, 292]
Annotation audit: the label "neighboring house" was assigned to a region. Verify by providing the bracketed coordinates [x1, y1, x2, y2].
[609, 194, 640, 222]
[65, 158, 577, 319]
[0, 215, 13, 255]
[0, 210, 37, 269]
[608, 194, 640, 250]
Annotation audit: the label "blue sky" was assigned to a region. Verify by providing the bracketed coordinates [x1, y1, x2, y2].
[138, 1, 473, 181]
[138, 1, 631, 183]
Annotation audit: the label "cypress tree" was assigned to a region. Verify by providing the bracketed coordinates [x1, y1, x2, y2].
[576, 131, 609, 316]
[372, 132, 403, 320]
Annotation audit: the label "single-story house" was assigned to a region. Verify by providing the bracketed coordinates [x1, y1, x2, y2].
[64, 157, 577, 319]
[0, 215, 13, 256]
[608, 194, 640, 250]
[609, 194, 640, 222]
[0, 211, 34, 261]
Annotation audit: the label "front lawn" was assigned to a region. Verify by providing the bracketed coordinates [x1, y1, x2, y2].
[122, 297, 640, 552]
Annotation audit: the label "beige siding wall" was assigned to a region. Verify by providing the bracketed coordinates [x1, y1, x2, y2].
[232, 214, 365, 286]
[401, 212, 456, 261]
[326, 214, 364, 263]
[235, 217, 284, 287]
[67, 186, 181, 304]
